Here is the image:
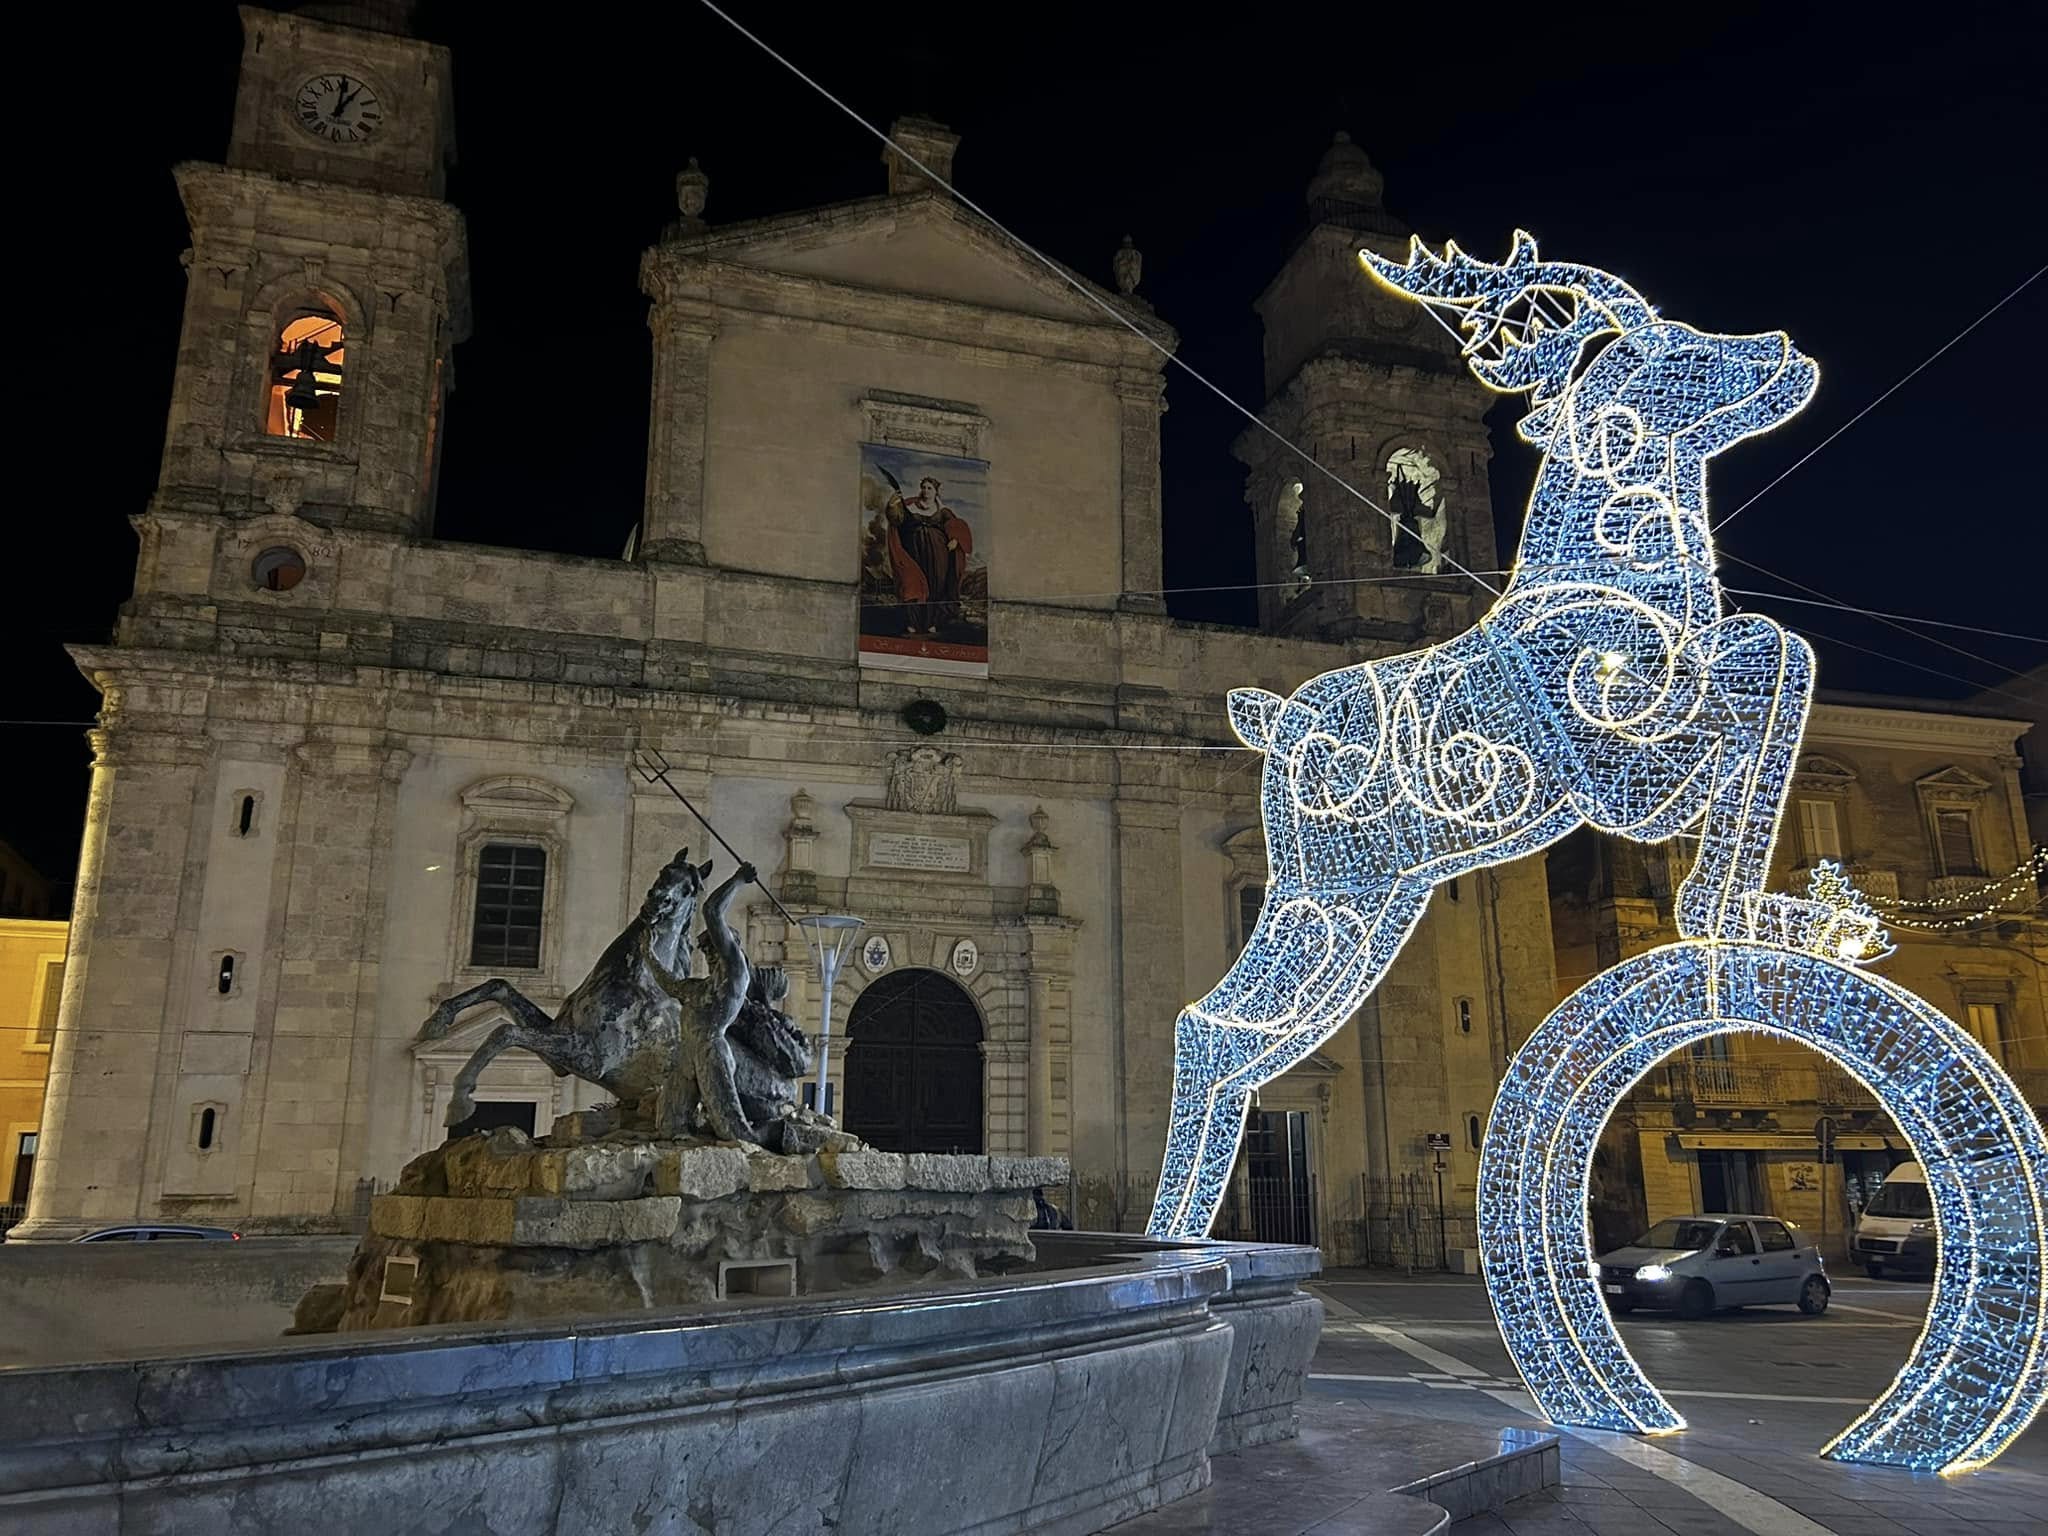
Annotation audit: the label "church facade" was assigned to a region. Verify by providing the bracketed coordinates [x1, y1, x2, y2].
[18, 5, 2042, 1261]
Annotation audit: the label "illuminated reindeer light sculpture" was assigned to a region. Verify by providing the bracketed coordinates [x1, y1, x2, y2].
[1152, 233, 2048, 1474]
[1151, 234, 1822, 1241]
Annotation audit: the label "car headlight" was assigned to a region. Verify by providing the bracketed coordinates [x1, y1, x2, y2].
[1634, 1264, 1673, 1282]
[1909, 1220, 1935, 1235]
[1587, 1259, 1603, 1278]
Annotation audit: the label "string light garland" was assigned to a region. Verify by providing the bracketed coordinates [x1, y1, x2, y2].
[1150, 232, 2047, 1472]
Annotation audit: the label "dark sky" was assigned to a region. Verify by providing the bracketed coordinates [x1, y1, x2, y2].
[13, 1, 2046, 894]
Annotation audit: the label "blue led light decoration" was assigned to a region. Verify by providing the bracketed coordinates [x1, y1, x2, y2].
[1148, 232, 2047, 1471]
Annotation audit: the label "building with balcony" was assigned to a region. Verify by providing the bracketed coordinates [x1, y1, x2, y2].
[1553, 695, 2046, 1257]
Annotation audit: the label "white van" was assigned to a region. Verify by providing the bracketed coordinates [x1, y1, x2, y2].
[1851, 1162, 1934, 1278]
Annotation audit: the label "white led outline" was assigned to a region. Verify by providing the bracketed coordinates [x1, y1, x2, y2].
[1150, 233, 2048, 1471]
[1483, 937, 2046, 1473]
[1154, 232, 1823, 1243]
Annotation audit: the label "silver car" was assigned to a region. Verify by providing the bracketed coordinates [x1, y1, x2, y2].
[1593, 1214, 1830, 1320]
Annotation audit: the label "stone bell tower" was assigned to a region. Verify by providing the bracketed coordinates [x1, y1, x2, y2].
[1236, 134, 1496, 648]
[154, 2, 470, 536]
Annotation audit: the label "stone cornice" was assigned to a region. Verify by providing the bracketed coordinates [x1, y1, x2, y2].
[1809, 702, 2031, 755]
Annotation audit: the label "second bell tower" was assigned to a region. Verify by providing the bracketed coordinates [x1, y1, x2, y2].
[1236, 134, 1496, 649]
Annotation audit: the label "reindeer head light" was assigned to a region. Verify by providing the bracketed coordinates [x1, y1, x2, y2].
[1364, 231, 1818, 454]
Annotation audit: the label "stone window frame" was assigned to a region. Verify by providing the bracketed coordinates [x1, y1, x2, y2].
[1790, 753, 1856, 869]
[449, 775, 575, 992]
[1374, 434, 1455, 572]
[1222, 827, 1269, 953]
[209, 949, 248, 1000]
[229, 787, 266, 839]
[188, 1100, 228, 1156]
[1913, 766, 1992, 881]
[232, 276, 368, 463]
[220, 514, 340, 609]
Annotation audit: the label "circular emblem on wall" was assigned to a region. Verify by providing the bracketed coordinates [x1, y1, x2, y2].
[860, 935, 892, 974]
[949, 938, 979, 977]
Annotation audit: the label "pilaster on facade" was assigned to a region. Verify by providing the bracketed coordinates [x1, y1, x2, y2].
[637, 289, 717, 566]
[1114, 367, 1168, 614]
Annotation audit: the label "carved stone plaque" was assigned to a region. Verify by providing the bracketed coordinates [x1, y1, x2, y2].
[869, 832, 972, 873]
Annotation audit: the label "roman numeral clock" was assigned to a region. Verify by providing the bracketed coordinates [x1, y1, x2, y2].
[294, 71, 385, 146]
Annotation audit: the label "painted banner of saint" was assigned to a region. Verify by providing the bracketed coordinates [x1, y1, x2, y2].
[858, 443, 989, 675]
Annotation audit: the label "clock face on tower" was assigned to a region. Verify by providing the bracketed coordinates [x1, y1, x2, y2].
[293, 73, 384, 145]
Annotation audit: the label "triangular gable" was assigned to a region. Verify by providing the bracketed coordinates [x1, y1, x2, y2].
[676, 193, 1163, 336]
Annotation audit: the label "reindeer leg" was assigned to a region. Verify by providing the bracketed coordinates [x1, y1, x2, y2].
[1676, 618, 1815, 939]
[1150, 889, 1428, 1238]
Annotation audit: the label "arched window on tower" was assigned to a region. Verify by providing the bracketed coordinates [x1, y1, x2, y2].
[267, 310, 346, 441]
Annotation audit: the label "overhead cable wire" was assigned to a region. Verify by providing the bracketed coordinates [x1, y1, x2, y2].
[1711, 263, 2046, 533]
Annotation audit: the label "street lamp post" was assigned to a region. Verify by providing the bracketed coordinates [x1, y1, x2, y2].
[796, 914, 865, 1120]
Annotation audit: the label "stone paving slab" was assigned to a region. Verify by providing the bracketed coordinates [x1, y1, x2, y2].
[1106, 1397, 1556, 1534]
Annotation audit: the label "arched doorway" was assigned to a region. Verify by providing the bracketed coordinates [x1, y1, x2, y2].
[843, 969, 984, 1153]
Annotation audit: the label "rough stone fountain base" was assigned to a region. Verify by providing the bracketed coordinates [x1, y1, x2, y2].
[309, 1122, 1068, 1332]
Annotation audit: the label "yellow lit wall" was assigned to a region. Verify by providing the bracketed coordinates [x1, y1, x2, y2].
[0, 919, 67, 1213]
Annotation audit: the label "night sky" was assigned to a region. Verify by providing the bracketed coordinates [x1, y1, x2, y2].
[12, 1, 2045, 897]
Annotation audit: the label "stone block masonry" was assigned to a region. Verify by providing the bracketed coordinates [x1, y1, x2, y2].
[327, 1124, 1068, 1329]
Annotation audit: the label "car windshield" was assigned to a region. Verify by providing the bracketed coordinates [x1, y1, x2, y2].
[1864, 1179, 1933, 1219]
[1636, 1219, 1722, 1252]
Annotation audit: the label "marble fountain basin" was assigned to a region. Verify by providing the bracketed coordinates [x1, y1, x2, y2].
[0, 1233, 1321, 1536]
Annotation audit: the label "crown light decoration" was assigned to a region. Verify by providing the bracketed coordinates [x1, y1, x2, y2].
[1148, 231, 2046, 1471]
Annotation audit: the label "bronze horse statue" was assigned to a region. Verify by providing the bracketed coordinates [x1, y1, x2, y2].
[416, 849, 773, 1144]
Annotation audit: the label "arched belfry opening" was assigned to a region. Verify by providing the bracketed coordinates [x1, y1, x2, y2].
[842, 969, 984, 1153]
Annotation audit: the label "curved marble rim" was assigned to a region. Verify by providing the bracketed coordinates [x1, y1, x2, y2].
[0, 1235, 1317, 1496]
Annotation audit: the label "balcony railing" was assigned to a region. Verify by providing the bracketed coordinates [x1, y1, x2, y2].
[1664, 1059, 1878, 1109]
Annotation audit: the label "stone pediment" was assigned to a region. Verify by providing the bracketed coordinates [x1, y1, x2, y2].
[658, 193, 1171, 339]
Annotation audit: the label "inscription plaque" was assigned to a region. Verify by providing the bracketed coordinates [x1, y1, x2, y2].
[869, 832, 972, 873]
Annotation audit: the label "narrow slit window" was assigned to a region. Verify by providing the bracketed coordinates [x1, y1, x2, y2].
[238, 795, 256, 836]
[471, 844, 547, 969]
[198, 1108, 217, 1151]
[1457, 998, 1474, 1035]
[216, 955, 235, 995]
[1467, 1114, 1482, 1150]
[267, 311, 345, 441]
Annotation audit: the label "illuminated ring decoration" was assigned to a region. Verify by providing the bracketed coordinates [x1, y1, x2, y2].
[1481, 938, 2048, 1472]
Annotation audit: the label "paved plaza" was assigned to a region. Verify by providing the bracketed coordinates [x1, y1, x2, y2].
[1294, 1270, 2044, 1535]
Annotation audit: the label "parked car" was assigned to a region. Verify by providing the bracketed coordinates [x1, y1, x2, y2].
[1593, 1214, 1829, 1319]
[73, 1224, 241, 1242]
[1850, 1161, 1934, 1278]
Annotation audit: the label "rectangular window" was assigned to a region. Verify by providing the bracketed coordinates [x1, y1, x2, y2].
[1756, 1219, 1795, 1252]
[1965, 1002, 2010, 1059]
[1236, 883, 1265, 949]
[1934, 808, 1981, 875]
[9, 1132, 36, 1207]
[470, 844, 546, 969]
[33, 959, 64, 1045]
[1797, 798, 1842, 863]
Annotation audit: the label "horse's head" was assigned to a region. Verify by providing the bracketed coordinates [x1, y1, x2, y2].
[1361, 231, 1816, 451]
[643, 847, 714, 931]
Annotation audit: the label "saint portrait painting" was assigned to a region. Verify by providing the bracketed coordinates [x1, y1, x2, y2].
[857, 443, 990, 676]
